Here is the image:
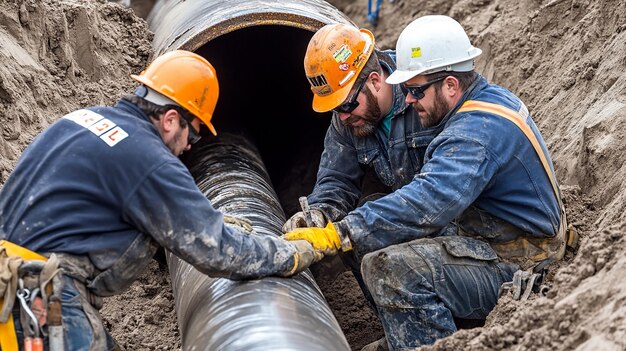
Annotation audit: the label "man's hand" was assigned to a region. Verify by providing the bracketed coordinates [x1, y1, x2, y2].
[280, 240, 324, 277]
[282, 209, 326, 232]
[283, 222, 343, 256]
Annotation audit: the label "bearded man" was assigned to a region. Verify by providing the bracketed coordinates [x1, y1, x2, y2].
[283, 17, 575, 351]
[281, 22, 440, 338]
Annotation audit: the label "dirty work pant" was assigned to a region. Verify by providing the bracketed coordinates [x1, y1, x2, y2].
[361, 236, 518, 350]
[13, 276, 117, 351]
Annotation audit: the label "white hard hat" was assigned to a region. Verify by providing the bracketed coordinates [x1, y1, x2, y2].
[386, 15, 482, 84]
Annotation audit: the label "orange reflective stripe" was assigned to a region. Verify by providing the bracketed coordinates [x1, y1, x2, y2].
[457, 100, 572, 268]
[457, 100, 563, 210]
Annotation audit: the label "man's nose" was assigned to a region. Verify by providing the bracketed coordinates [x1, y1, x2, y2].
[337, 112, 351, 122]
[405, 93, 416, 104]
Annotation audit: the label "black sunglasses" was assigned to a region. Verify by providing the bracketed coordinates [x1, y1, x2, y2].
[333, 79, 367, 114]
[185, 121, 202, 145]
[170, 106, 202, 145]
[404, 77, 445, 100]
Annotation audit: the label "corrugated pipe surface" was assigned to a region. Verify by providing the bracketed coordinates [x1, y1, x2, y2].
[149, 2, 353, 349]
[148, 0, 353, 55]
[166, 134, 350, 350]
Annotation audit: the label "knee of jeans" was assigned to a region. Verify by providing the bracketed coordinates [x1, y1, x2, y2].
[361, 247, 394, 288]
[361, 246, 431, 302]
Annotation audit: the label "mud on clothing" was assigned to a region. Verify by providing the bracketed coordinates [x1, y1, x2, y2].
[305, 70, 562, 349]
[0, 99, 298, 349]
[308, 50, 436, 222]
[333, 75, 560, 254]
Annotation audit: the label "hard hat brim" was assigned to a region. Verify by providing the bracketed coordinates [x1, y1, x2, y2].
[311, 81, 355, 113]
[132, 73, 218, 136]
[385, 69, 420, 85]
[206, 122, 217, 136]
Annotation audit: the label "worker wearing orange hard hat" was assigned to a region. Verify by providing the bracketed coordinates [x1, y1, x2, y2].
[0, 50, 320, 351]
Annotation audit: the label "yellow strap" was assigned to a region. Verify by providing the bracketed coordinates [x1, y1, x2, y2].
[0, 309, 18, 351]
[457, 100, 574, 268]
[0, 240, 47, 351]
[0, 240, 48, 261]
[457, 100, 563, 210]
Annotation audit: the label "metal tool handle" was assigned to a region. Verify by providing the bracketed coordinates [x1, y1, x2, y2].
[17, 289, 40, 338]
[298, 196, 315, 228]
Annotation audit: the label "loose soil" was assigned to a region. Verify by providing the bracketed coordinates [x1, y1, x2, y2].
[1, 0, 624, 350]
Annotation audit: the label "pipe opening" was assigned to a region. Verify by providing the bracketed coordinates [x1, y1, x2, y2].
[191, 25, 331, 218]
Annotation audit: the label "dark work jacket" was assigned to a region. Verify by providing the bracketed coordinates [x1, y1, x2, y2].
[0, 99, 296, 295]
[339, 75, 561, 255]
[308, 50, 440, 223]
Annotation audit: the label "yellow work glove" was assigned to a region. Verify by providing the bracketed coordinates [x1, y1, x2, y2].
[280, 240, 324, 277]
[283, 222, 348, 256]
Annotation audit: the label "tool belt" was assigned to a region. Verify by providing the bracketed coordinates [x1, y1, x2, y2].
[0, 240, 63, 351]
[46, 253, 105, 309]
[456, 100, 579, 272]
[488, 210, 578, 271]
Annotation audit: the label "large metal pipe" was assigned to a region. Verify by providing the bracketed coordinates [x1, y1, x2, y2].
[167, 134, 350, 350]
[149, 2, 354, 349]
[148, 0, 354, 55]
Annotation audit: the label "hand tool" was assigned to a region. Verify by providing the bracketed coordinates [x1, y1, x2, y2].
[298, 196, 315, 228]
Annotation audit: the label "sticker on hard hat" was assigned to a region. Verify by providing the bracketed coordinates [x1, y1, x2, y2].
[339, 63, 349, 71]
[333, 44, 352, 63]
[313, 84, 332, 96]
[308, 74, 329, 87]
[411, 47, 422, 58]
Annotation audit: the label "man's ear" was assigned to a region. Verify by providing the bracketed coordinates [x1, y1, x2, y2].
[442, 76, 461, 98]
[368, 71, 382, 92]
[160, 109, 179, 133]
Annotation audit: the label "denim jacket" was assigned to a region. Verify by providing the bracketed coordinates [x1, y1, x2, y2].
[308, 50, 440, 223]
[339, 75, 561, 254]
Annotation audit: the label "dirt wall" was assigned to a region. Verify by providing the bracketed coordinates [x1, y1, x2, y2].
[1, 0, 625, 350]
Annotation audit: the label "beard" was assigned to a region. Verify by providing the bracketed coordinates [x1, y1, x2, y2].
[342, 85, 382, 138]
[165, 127, 186, 156]
[416, 86, 450, 128]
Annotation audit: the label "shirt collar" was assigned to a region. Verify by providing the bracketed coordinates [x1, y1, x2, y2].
[378, 51, 410, 118]
[115, 98, 152, 124]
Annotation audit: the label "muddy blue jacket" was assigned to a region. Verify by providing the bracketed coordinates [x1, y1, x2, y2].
[0, 99, 297, 291]
[308, 51, 437, 221]
[337, 75, 561, 254]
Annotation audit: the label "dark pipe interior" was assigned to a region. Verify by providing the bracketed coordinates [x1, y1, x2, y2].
[190, 25, 330, 218]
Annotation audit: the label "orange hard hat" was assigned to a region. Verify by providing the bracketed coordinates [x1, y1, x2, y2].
[304, 24, 375, 113]
[131, 50, 219, 136]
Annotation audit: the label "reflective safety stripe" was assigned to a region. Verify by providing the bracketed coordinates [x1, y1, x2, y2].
[458, 101, 562, 207]
[0, 241, 48, 351]
[456, 100, 577, 270]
